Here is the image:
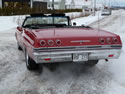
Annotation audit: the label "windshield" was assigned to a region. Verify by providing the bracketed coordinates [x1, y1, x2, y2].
[23, 16, 70, 28]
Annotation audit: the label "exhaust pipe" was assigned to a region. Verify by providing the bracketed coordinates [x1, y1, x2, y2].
[105, 59, 108, 62]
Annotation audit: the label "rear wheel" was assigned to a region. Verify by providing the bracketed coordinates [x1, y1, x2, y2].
[84, 60, 98, 66]
[25, 50, 39, 70]
[17, 43, 22, 51]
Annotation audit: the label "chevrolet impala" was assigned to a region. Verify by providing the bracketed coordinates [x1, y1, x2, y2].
[15, 13, 122, 70]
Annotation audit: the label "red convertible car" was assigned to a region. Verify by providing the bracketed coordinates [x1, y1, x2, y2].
[15, 13, 122, 70]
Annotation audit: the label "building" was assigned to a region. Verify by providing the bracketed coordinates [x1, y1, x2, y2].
[0, 0, 48, 9]
[0, 0, 2, 8]
[48, 0, 92, 10]
[48, 0, 65, 10]
[32, 0, 49, 9]
[65, 0, 74, 9]
[0, 0, 65, 9]
[66, 0, 92, 9]
[0, 0, 93, 10]
[0, 0, 30, 8]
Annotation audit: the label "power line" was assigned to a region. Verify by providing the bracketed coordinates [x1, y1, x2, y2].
[52, 0, 54, 10]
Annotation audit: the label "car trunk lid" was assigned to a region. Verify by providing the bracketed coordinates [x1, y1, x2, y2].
[33, 27, 118, 47]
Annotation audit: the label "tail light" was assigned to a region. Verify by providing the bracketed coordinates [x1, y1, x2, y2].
[106, 38, 111, 44]
[40, 40, 46, 46]
[48, 40, 54, 46]
[99, 38, 105, 44]
[113, 38, 118, 43]
[56, 40, 61, 46]
[108, 54, 114, 57]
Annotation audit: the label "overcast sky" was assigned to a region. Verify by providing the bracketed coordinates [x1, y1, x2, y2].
[96, 0, 125, 6]
[96, 0, 125, 3]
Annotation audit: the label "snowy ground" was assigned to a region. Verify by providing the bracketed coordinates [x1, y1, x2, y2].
[72, 12, 105, 26]
[91, 10, 125, 94]
[0, 10, 125, 94]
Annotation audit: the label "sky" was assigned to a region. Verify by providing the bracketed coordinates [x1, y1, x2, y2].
[96, 0, 125, 6]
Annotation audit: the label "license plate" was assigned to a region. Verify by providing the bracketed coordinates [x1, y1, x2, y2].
[73, 53, 88, 62]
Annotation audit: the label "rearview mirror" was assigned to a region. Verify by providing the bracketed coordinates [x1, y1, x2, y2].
[17, 26, 23, 32]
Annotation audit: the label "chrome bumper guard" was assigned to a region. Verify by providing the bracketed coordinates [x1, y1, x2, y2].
[33, 45, 122, 63]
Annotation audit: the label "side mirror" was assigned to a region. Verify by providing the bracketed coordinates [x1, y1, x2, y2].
[17, 26, 23, 32]
[73, 22, 76, 26]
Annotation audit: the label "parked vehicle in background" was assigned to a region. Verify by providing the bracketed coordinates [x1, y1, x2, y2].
[101, 9, 112, 15]
[82, 6, 92, 16]
[15, 13, 122, 71]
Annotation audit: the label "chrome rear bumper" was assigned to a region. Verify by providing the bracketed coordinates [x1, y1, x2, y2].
[33, 45, 122, 63]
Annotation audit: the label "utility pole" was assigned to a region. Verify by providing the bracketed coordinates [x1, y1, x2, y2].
[52, 0, 54, 10]
[93, 0, 96, 16]
[30, 0, 33, 8]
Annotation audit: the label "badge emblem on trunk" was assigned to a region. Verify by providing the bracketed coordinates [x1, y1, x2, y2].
[71, 40, 91, 44]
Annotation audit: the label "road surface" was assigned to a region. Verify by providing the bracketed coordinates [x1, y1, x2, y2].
[0, 10, 125, 94]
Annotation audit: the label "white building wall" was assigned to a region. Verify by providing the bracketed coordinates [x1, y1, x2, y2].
[66, 0, 93, 9]
[47, 0, 65, 10]
[59, 0, 65, 9]
[47, 2, 59, 10]
[54, 3, 59, 9]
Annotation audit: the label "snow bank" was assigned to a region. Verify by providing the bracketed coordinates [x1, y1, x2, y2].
[66, 12, 83, 19]
[91, 10, 125, 94]
[0, 16, 17, 32]
[72, 12, 105, 26]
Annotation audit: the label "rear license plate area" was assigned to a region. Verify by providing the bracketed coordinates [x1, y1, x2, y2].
[73, 53, 88, 62]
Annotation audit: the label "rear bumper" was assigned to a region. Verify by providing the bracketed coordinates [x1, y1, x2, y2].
[33, 46, 121, 63]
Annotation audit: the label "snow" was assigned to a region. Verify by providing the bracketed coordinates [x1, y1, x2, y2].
[72, 12, 105, 26]
[0, 16, 17, 32]
[0, 10, 125, 94]
[91, 10, 125, 94]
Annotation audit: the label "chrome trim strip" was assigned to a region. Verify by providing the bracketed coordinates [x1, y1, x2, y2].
[34, 49, 121, 55]
[33, 49, 121, 63]
[34, 44, 122, 49]
[33, 45, 122, 52]
[71, 40, 91, 43]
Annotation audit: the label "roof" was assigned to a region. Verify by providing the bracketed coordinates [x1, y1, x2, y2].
[49, 0, 61, 2]
[74, 0, 92, 6]
[66, 0, 92, 6]
[49, 0, 85, 5]
[33, 0, 92, 7]
[33, 0, 49, 2]
[49, 0, 72, 4]
[65, 0, 72, 5]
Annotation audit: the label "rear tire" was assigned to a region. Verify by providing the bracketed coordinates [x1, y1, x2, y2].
[17, 43, 22, 51]
[84, 60, 98, 66]
[25, 50, 39, 70]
